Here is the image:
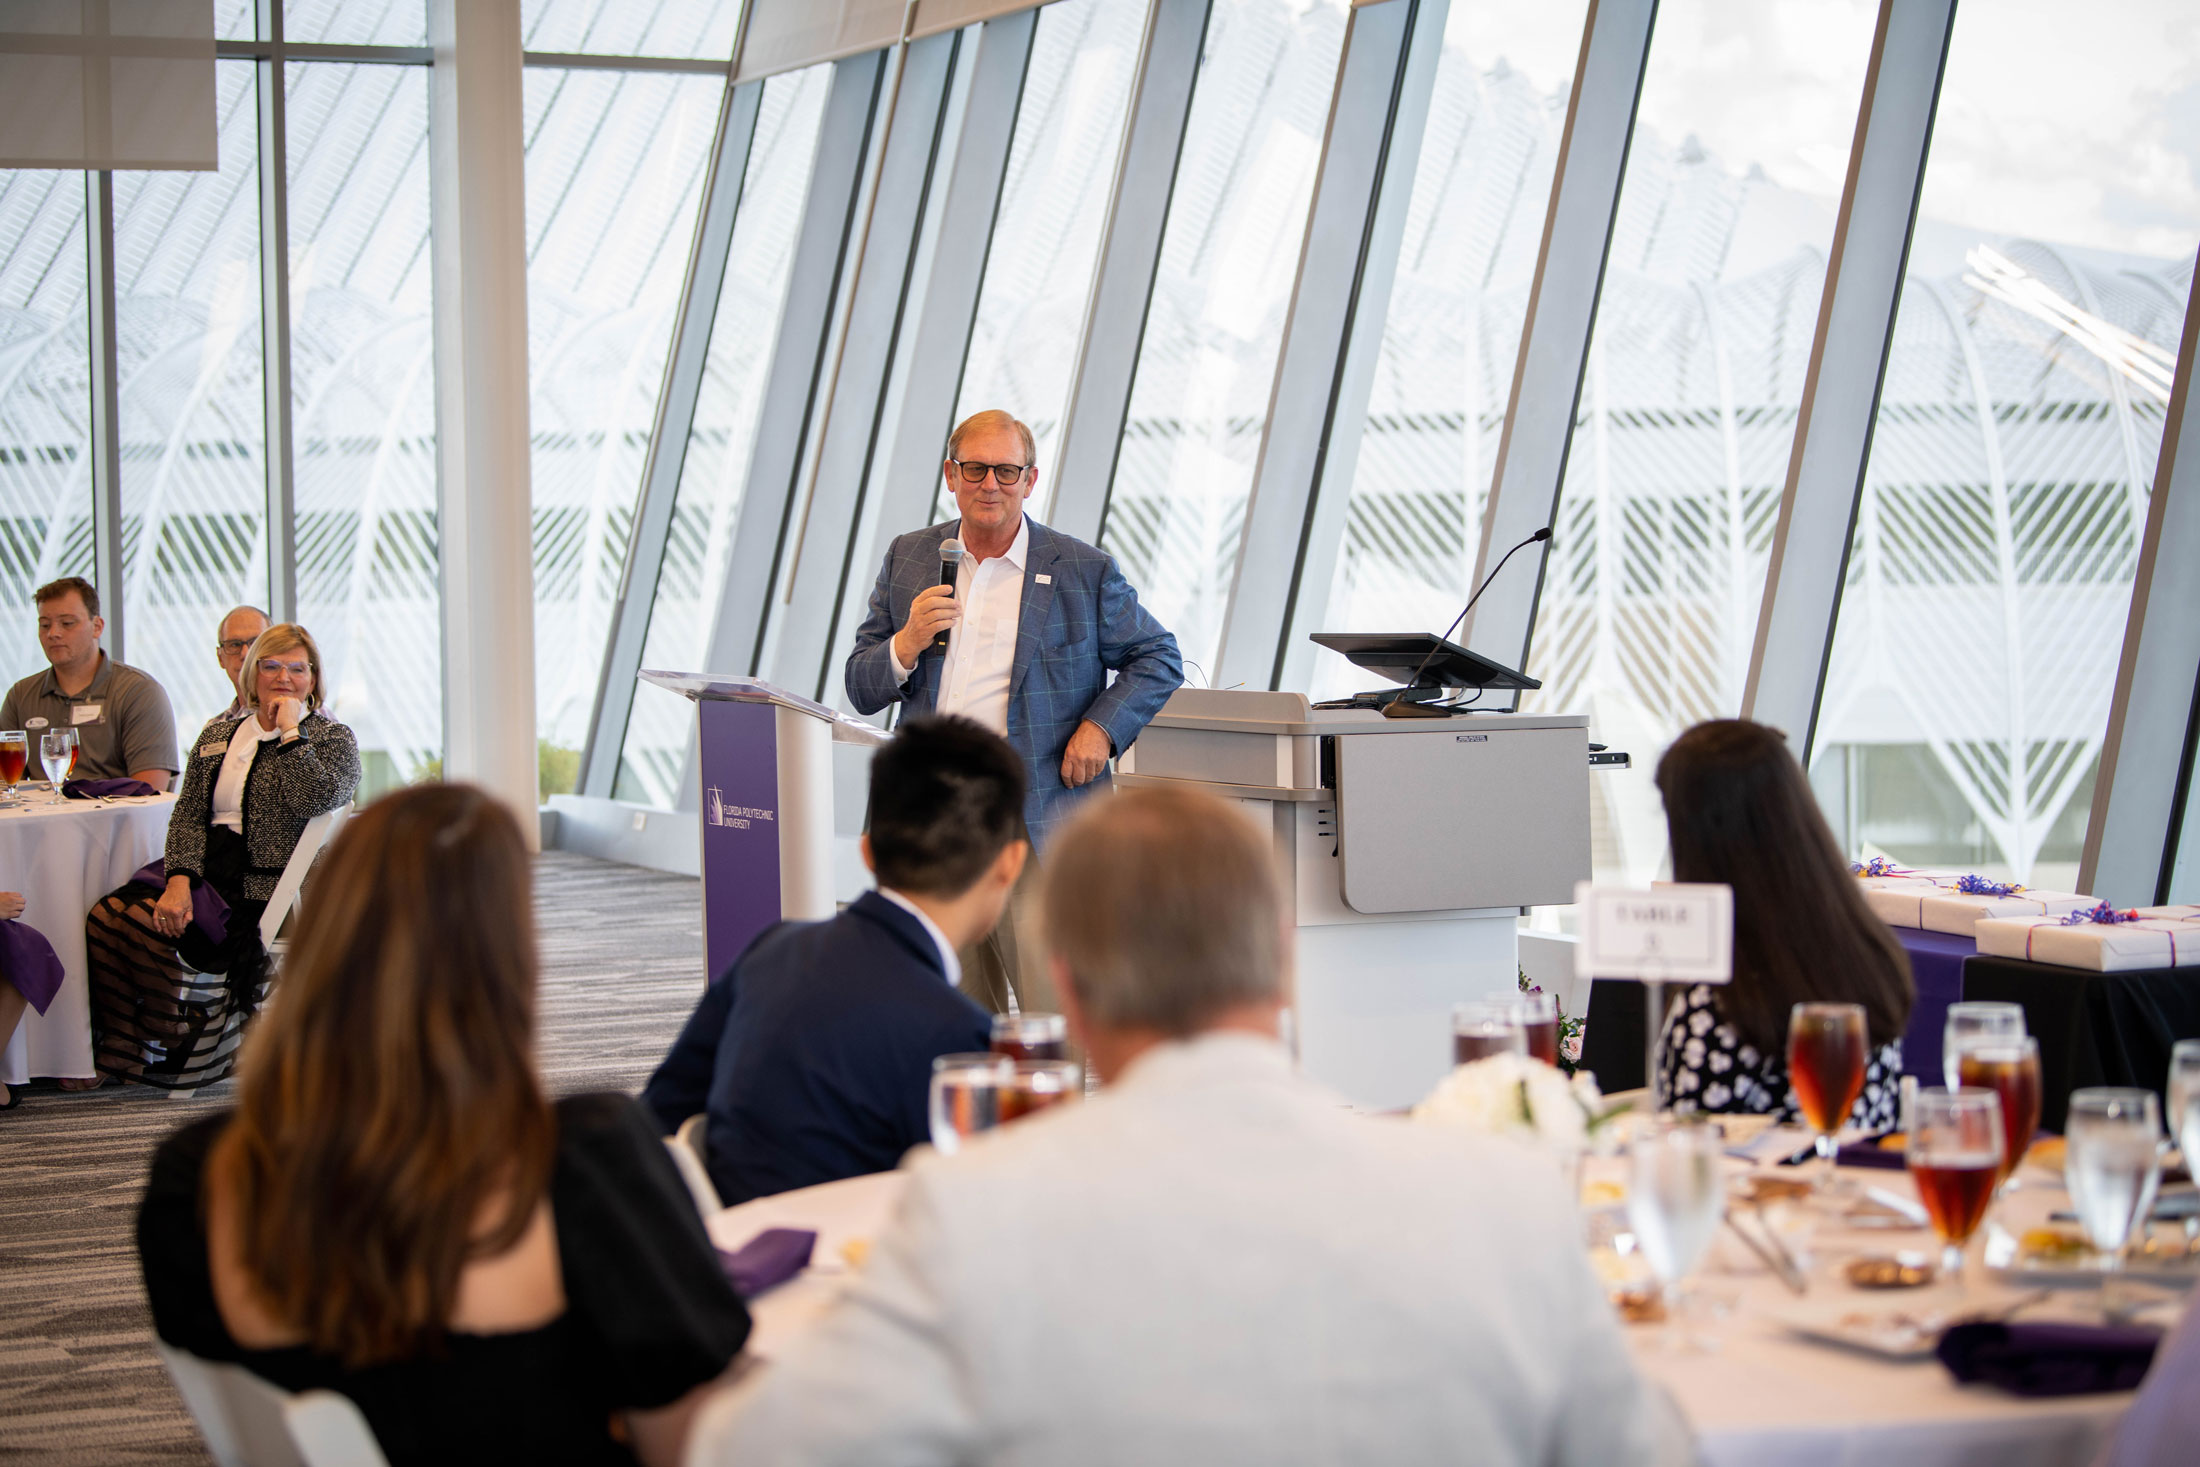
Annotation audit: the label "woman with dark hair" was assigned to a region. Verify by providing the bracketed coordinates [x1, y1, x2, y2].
[137, 784, 751, 1466]
[1654, 718, 1913, 1127]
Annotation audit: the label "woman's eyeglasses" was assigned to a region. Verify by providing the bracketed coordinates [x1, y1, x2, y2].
[258, 659, 312, 678]
[949, 460, 1030, 486]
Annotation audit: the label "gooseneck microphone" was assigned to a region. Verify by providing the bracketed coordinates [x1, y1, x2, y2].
[934, 538, 965, 652]
[1399, 525, 1552, 695]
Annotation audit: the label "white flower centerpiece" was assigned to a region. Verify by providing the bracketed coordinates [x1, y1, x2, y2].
[1412, 1051, 1620, 1159]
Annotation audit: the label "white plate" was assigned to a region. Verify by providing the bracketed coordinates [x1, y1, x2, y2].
[1774, 1301, 1954, 1360]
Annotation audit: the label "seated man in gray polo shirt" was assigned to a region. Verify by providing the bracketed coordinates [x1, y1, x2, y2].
[0, 577, 179, 791]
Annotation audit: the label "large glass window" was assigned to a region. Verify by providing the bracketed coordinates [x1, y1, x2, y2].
[112, 59, 269, 733]
[940, 0, 1147, 523]
[0, 173, 94, 678]
[1517, 0, 1878, 887]
[1296, 4, 1587, 698]
[616, 65, 836, 807]
[523, 66, 723, 793]
[286, 61, 439, 800]
[286, 0, 428, 46]
[1811, 0, 2200, 890]
[521, 0, 742, 60]
[1099, 0, 1349, 680]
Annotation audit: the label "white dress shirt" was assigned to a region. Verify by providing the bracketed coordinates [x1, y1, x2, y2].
[888, 516, 1028, 735]
[875, 887, 961, 990]
[210, 715, 280, 832]
[692, 1031, 1693, 1467]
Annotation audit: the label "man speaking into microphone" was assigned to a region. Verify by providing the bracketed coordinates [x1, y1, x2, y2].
[846, 409, 1182, 1014]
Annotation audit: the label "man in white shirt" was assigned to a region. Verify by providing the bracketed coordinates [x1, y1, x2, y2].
[846, 409, 1182, 1013]
[690, 786, 1697, 1467]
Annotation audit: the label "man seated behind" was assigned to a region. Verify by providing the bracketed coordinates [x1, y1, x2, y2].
[0, 577, 178, 790]
[690, 786, 1694, 1467]
[643, 715, 1025, 1207]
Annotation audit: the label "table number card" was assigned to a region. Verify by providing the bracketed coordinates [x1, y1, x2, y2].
[1573, 882, 1735, 985]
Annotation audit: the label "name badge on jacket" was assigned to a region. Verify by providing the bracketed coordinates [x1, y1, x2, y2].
[197, 742, 228, 759]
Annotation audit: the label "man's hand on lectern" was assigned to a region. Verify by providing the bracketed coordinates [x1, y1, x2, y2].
[1061, 720, 1112, 788]
[891, 584, 962, 668]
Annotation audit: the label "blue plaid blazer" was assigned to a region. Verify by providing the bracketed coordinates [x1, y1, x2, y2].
[846, 517, 1183, 848]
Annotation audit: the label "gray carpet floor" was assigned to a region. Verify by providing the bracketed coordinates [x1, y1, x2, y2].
[0, 852, 706, 1464]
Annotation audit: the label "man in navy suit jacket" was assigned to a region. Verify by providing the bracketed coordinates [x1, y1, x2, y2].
[642, 717, 1027, 1206]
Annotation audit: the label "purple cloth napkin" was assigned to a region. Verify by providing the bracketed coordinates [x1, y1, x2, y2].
[1833, 1140, 1909, 1170]
[128, 859, 231, 944]
[64, 777, 161, 799]
[716, 1227, 817, 1298]
[1937, 1321, 2161, 1397]
[0, 919, 64, 1015]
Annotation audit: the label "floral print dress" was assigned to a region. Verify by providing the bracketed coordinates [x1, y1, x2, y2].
[1655, 982, 1903, 1129]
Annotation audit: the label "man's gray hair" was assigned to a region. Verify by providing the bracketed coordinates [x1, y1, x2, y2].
[218, 604, 270, 639]
[1041, 787, 1287, 1034]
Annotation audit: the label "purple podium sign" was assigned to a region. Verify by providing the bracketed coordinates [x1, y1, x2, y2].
[698, 696, 785, 980]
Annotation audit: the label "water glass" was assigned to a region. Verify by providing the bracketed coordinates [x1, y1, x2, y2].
[1626, 1119, 1725, 1340]
[1906, 1087, 2005, 1288]
[1942, 1001, 2026, 1090]
[2166, 1040, 2200, 1248]
[2065, 1087, 2163, 1321]
[991, 1012, 1068, 1061]
[928, 1053, 1014, 1154]
[1452, 999, 1527, 1066]
[38, 728, 73, 792]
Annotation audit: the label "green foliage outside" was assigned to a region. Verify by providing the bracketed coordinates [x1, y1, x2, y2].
[396, 740, 580, 805]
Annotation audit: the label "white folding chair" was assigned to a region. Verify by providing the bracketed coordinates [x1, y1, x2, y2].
[168, 805, 349, 1100]
[155, 1340, 389, 1467]
[667, 1113, 723, 1215]
[260, 805, 349, 954]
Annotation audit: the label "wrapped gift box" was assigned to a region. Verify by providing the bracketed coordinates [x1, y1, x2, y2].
[1975, 905, 2200, 971]
[1852, 868, 2092, 934]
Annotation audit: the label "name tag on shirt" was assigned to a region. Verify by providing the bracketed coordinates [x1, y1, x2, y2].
[72, 703, 102, 725]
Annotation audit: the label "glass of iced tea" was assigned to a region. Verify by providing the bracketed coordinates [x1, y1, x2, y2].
[1787, 1002, 1868, 1184]
[1000, 1060, 1082, 1123]
[1907, 1087, 2005, 1291]
[1452, 999, 1527, 1066]
[928, 1053, 1013, 1154]
[991, 1012, 1068, 1061]
[1512, 991, 1560, 1067]
[0, 731, 27, 804]
[1956, 1036, 2041, 1192]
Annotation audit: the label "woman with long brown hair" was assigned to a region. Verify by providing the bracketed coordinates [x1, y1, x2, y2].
[1654, 719, 1914, 1128]
[137, 783, 750, 1465]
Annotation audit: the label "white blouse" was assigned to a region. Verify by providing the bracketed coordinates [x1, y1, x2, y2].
[210, 715, 283, 832]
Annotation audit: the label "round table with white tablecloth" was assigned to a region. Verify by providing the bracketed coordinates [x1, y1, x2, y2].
[0, 792, 174, 1085]
[703, 1153, 2155, 1467]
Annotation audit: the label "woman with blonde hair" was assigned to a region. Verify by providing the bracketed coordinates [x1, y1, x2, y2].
[138, 783, 751, 1465]
[86, 623, 358, 1086]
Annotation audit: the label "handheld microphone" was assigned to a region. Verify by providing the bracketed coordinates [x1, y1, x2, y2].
[1397, 525, 1552, 697]
[934, 538, 964, 652]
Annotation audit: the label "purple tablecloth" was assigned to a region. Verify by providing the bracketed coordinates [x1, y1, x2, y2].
[1897, 926, 1975, 1089]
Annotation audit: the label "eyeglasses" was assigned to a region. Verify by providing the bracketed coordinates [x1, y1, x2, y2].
[216, 638, 256, 654]
[257, 659, 311, 678]
[949, 459, 1031, 486]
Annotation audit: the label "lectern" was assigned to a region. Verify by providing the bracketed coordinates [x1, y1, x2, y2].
[639, 672, 888, 981]
[1118, 689, 1591, 1109]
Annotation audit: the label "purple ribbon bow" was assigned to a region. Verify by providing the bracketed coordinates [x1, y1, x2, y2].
[2061, 900, 2142, 927]
[1850, 857, 1904, 878]
[1955, 873, 2027, 898]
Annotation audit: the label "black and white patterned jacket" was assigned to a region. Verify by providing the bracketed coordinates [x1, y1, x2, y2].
[165, 711, 361, 904]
